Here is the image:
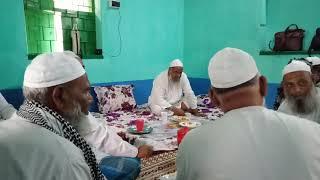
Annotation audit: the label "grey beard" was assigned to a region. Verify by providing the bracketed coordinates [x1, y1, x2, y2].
[286, 87, 318, 114]
[168, 74, 180, 83]
[61, 100, 87, 130]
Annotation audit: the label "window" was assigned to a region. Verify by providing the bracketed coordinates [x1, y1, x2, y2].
[24, 0, 97, 58]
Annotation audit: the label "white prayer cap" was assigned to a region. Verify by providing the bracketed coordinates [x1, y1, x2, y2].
[23, 52, 86, 88]
[64, 50, 81, 61]
[306, 56, 320, 66]
[282, 60, 311, 76]
[208, 47, 259, 88]
[169, 59, 183, 67]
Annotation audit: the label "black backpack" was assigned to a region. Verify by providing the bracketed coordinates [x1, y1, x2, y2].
[308, 28, 320, 55]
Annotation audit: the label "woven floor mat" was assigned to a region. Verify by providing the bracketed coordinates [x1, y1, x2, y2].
[137, 150, 177, 180]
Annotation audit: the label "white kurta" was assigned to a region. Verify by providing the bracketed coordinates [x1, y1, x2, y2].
[0, 114, 92, 180]
[176, 106, 320, 180]
[278, 99, 320, 123]
[77, 113, 138, 161]
[0, 93, 16, 120]
[148, 70, 197, 115]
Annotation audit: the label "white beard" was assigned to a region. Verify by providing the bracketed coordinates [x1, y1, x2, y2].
[286, 87, 318, 114]
[61, 100, 88, 130]
[262, 98, 266, 107]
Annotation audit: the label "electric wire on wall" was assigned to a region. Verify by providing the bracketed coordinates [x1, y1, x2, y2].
[106, 10, 122, 58]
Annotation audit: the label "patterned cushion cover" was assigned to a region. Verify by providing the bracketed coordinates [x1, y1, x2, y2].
[196, 94, 214, 108]
[94, 85, 136, 113]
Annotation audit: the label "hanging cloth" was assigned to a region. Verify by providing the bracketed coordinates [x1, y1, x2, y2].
[71, 24, 81, 55]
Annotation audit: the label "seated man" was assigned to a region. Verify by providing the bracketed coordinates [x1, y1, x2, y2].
[176, 47, 320, 180]
[76, 113, 153, 180]
[148, 59, 200, 116]
[0, 52, 105, 179]
[278, 60, 320, 123]
[0, 93, 16, 120]
[66, 50, 153, 180]
[306, 56, 320, 88]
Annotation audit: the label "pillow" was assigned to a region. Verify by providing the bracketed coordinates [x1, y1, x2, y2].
[196, 94, 214, 108]
[94, 85, 137, 113]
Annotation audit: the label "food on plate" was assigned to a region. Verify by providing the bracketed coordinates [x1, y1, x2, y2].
[171, 115, 189, 122]
[166, 122, 180, 129]
[179, 121, 201, 128]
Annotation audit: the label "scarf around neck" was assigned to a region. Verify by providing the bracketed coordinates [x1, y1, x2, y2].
[17, 100, 105, 180]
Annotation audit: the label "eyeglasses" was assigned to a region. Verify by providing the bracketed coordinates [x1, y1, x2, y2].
[287, 58, 312, 66]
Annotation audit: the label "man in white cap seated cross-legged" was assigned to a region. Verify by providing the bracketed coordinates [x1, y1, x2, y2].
[306, 56, 320, 88]
[0, 52, 105, 180]
[278, 60, 320, 123]
[176, 47, 320, 180]
[148, 59, 201, 116]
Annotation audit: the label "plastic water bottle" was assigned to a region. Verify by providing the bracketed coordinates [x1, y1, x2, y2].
[161, 111, 168, 122]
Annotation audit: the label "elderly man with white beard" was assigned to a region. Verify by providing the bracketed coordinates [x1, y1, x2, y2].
[148, 59, 202, 116]
[64, 51, 153, 180]
[278, 60, 320, 123]
[0, 52, 105, 180]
